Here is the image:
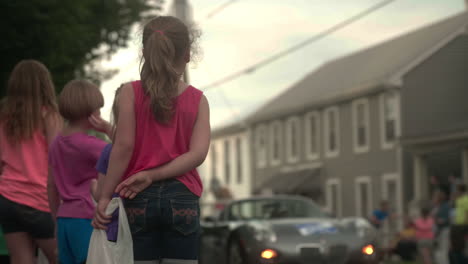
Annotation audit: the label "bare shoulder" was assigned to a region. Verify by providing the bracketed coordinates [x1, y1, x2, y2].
[119, 82, 135, 101]
[199, 94, 209, 108]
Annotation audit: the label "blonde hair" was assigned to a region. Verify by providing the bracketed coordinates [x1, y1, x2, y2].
[0, 60, 58, 143]
[59, 80, 104, 122]
[140, 16, 194, 123]
[110, 85, 123, 140]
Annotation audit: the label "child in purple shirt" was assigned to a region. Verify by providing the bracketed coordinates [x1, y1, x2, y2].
[93, 143, 119, 242]
[48, 80, 112, 264]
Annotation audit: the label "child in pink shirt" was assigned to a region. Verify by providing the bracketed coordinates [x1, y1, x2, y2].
[48, 80, 112, 264]
[0, 60, 62, 264]
[93, 16, 210, 263]
[413, 207, 435, 264]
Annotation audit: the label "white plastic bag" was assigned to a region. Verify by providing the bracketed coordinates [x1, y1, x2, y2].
[86, 197, 133, 264]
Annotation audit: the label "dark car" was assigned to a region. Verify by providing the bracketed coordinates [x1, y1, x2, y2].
[200, 195, 379, 264]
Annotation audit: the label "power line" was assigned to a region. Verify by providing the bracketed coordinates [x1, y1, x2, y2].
[203, 0, 238, 20]
[201, 0, 397, 91]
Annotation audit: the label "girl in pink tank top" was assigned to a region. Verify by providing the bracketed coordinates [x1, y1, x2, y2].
[0, 60, 62, 264]
[413, 207, 435, 264]
[93, 16, 210, 263]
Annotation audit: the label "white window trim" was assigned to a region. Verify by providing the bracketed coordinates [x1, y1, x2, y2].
[352, 98, 370, 154]
[234, 136, 243, 186]
[323, 107, 340, 158]
[381, 173, 403, 230]
[209, 143, 218, 179]
[379, 91, 401, 150]
[304, 111, 320, 160]
[285, 117, 301, 164]
[325, 178, 342, 218]
[269, 121, 283, 166]
[223, 139, 232, 185]
[355, 176, 373, 218]
[255, 125, 268, 168]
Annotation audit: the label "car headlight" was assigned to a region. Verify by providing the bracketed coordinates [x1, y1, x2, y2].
[362, 244, 375, 256]
[254, 228, 277, 243]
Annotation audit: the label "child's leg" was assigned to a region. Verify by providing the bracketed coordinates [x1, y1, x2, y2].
[57, 218, 75, 264]
[419, 246, 433, 264]
[36, 238, 57, 264]
[4, 232, 36, 264]
[66, 218, 94, 263]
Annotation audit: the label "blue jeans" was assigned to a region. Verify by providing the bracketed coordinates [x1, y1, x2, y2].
[124, 179, 200, 261]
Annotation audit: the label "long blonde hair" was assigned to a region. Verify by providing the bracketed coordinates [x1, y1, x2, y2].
[140, 16, 193, 123]
[0, 60, 58, 143]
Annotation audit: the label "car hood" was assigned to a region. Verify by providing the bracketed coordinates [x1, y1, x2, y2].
[249, 218, 369, 246]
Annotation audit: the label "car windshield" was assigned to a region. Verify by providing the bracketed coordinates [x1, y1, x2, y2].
[227, 198, 327, 221]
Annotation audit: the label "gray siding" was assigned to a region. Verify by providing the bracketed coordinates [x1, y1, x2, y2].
[251, 92, 399, 217]
[402, 35, 468, 139]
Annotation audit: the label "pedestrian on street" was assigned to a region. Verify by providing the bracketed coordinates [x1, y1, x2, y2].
[449, 184, 468, 264]
[48, 80, 112, 264]
[370, 200, 392, 229]
[0, 60, 62, 264]
[413, 207, 435, 264]
[92, 15, 210, 264]
[433, 189, 451, 264]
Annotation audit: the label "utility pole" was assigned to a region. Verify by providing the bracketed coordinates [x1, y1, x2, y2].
[169, 0, 192, 83]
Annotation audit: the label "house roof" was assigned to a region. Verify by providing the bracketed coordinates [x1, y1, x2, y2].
[242, 11, 468, 124]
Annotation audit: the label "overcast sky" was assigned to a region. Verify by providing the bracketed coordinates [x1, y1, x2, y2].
[98, 0, 466, 129]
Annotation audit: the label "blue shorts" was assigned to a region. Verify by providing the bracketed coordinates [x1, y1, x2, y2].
[124, 179, 200, 262]
[57, 217, 93, 264]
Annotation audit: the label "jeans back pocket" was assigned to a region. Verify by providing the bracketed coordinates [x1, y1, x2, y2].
[124, 198, 148, 235]
[170, 199, 199, 236]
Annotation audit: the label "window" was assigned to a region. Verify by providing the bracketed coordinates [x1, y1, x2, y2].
[324, 107, 340, 158]
[380, 91, 399, 149]
[269, 121, 283, 165]
[236, 137, 242, 184]
[355, 177, 372, 218]
[305, 112, 320, 160]
[285, 117, 301, 163]
[326, 179, 342, 217]
[210, 145, 217, 178]
[352, 99, 370, 153]
[382, 174, 402, 230]
[255, 125, 268, 168]
[224, 140, 230, 184]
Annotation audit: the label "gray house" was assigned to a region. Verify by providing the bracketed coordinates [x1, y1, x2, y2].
[201, 10, 468, 223]
[245, 11, 468, 220]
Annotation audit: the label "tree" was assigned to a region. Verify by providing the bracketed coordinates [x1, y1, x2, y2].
[0, 0, 163, 97]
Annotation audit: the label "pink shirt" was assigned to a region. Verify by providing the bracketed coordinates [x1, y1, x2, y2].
[123, 81, 203, 196]
[0, 126, 50, 212]
[49, 133, 107, 219]
[414, 217, 435, 240]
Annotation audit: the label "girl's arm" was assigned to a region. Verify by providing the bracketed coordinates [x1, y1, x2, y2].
[93, 84, 135, 229]
[45, 110, 62, 218]
[44, 110, 63, 145]
[47, 168, 60, 219]
[116, 95, 210, 198]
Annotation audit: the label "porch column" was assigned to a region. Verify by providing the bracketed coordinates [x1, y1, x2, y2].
[463, 148, 468, 184]
[413, 155, 429, 201]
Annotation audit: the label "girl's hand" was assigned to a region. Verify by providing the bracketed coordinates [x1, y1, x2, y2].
[115, 171, 152, 199]
[92, 198, 112, 230]
[89, 114, 112, 137]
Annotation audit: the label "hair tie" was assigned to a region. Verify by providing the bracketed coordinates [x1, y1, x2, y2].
[154, 30, 164, 36]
